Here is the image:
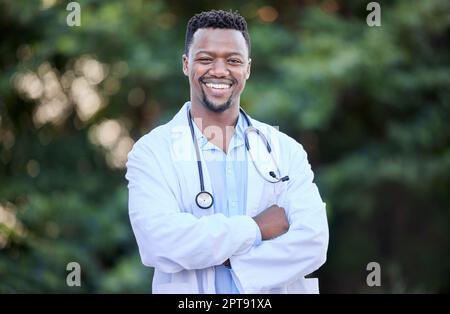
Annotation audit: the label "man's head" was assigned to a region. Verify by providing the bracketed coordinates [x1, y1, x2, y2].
[182, 10, 251, 113]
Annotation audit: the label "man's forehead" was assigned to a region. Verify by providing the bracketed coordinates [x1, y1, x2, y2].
[190, 28, 248, 55]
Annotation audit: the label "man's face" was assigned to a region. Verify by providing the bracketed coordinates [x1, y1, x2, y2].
[182, 28, 251, 113]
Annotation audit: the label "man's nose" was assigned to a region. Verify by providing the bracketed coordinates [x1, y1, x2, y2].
[209, 59, 229, 77]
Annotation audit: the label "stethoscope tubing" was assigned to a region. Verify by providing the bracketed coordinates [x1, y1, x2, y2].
[187, 105, 288, 209]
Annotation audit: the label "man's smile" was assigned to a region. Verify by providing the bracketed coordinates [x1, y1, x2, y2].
[205, 82, 231, 89]
[200, 78, 234, 98]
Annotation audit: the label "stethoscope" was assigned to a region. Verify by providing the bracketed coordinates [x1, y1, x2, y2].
[187, 106, 289, 209]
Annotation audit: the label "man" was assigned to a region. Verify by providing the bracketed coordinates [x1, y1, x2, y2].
[126, 10, 329, 294]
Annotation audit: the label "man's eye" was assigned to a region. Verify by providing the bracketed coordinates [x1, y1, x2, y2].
[228, 59, 242, 64]
[198, 58, 212, 63]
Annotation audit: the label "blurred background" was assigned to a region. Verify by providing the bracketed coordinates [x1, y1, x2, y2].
[0, 0, 449, 293]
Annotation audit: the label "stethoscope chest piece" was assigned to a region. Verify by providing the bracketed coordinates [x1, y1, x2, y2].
[196, 191, 214, 209]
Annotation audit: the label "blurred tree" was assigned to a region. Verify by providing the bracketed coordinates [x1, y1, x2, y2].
[0, 0, 448, 293]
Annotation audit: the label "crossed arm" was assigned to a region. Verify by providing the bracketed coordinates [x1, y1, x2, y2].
[223, 204, 290, 267]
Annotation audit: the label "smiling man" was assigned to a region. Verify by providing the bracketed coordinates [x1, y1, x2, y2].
[182, 14, 252, 153]
[126, 10, 329, 294]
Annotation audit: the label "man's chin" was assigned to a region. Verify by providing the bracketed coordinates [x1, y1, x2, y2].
[202, 98, 233, 113]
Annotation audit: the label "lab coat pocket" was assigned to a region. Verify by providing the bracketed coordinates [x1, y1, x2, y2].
[251, 181, 288, 216]
[253, 182, 277, 216]
[153, 282, 193, 294]
[274, 180, 287, 195]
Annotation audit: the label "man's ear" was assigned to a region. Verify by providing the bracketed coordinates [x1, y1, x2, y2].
[182, 54, 189, 76]
[245, 58, 252, 80]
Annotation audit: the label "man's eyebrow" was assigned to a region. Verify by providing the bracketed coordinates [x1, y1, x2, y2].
[194, 50, 245, 57]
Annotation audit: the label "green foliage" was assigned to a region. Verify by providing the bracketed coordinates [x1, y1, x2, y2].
[0, 0, 448, 293]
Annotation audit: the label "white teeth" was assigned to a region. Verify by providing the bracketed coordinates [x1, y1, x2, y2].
[205, 83, 231, 89]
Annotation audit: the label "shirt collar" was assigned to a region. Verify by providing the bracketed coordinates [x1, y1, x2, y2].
[188, 104, 247, 151]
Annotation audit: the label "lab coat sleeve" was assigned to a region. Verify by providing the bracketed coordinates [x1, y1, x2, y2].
[229, 138, 329, 293]
[126, 136, 259, 273]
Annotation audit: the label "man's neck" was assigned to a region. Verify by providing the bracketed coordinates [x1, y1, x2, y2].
[190, 101, 240, 154]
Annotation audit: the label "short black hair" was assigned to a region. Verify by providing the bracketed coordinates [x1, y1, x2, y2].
[184, 10, 251, 57]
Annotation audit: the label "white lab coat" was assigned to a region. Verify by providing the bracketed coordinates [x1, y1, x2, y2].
[126, 102, 329, 294]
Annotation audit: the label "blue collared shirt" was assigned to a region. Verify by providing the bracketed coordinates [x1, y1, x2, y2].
[191, 109, 262, 294]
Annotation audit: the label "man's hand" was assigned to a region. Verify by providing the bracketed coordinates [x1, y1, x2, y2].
[221, 205, 288, 268]
[253, 204, 289, 240]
